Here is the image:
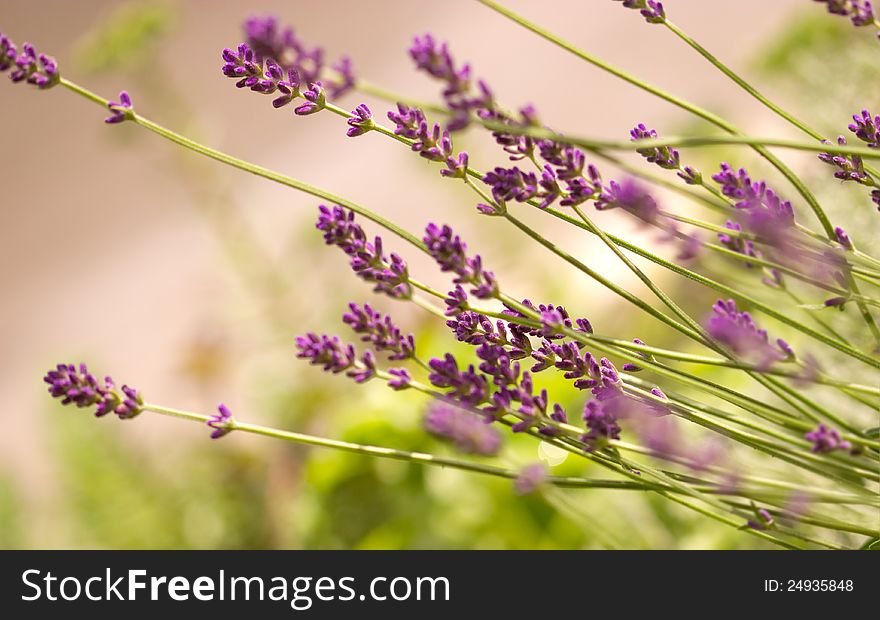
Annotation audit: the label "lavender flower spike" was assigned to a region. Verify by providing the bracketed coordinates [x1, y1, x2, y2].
[705, 299, 789, 367]
[316, 205, 412, 299]
[294, 332, 378, 384]
[44, 363, 143, 419]
[105, 91, 134, 124]
[423, 403, 501, 456]
[630, 123, 680, 170]
[342, 302, 416, 360]
[818, 136, 870, 184]
[423, 223, 499, 299]
[3, 38, 60, 89]
[208, 403, 235, 439]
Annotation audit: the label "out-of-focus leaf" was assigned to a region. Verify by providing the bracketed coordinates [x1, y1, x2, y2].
[73, 1, 176, 75]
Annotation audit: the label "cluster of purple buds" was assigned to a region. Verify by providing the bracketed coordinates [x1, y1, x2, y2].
[818, 137, 870, 184]
[804, 424, 853, 454]
[44, 363, 143, 419]
[407, 34, 616, 215]
[423, 223, 498, 299]
[613, 0, 667, 23]
[295, 333, 377, 383]
[712, 164, 797, 250]
[242, 15, 355, 98]
[718, 221, 760, 267]
[423, 403, 501, 456]
[706, 299, 794, 367]
[813, 1, 878, 30]
[0, 36, 59, 89]
[316, 205, 412, 299]
[208, 404, 235, 439]
[630, 123, 680, 169]
[848, 109, 880, 147]
[221, 42, 332, 117]
[387, 104, 469, 178]
[342, 303, 415, 360]
[346, 103, 374, 137]
[408, 34, 494, 131]
[430, 308, 573, 437]
[105, 91, 134, 124]
[581, 400, 622, 450]
[427, 353, 490, 407]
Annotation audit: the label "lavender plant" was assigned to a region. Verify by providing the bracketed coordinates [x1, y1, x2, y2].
[8, 2, 880, 549]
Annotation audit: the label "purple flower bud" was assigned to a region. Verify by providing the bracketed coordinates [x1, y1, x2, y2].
[818, 136, 870, 184]
[717, 220, 759, 267]
[0, 34, 16, 72]
[514, 463, 548, 495]
[595, 178, 660, 226]
[614, 0, 666, 23]
[294, 81, 326, 115]
[114, 385, 144, 420]
[444, 285, 469, 317]
[387, 368, 412, 391]
[423, 403, 501, 456]
[834, 226, 853, 250]
[342, 303, 415, 360]
[805, 424, 852, 454]
[630, 123, 680, 169]
[423, 223, 498, 299]
[581, 400, 622, 450]
[208, 403, 235, 439]
[848, 108, 880, 147]
[346, 103, 374, 137]
[872, 189, 880, 211]
[677, 165, 702, 185]
[105, 90, 134, 124]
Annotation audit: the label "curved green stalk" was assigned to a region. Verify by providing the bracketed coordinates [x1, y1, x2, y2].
[661, 18, 880, 180]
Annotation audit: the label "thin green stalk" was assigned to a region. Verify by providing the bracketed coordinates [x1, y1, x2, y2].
[661, 18, 880, 180]
[139, 404, 653, 490]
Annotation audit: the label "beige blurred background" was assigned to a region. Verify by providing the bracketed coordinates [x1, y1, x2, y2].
[1, 0, 816, 547]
